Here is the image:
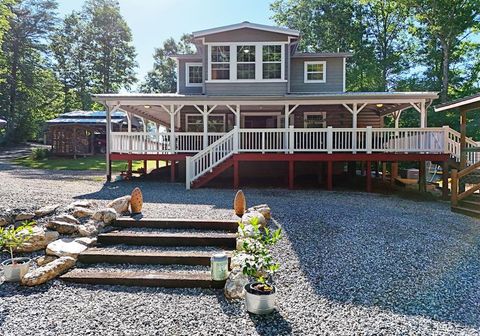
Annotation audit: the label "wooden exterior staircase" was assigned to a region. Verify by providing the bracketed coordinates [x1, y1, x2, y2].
[60, 217, 238, 288]
[451, 160, 480, 218]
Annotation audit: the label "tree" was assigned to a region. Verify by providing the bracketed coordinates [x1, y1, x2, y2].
[51, 11, 92, 111]
[408, 0, 480, 102]
[0, 0, 14, 47]
[140, 34, 194, 93]
[0, 0, 58, 142]
[84, 0, 137, 93]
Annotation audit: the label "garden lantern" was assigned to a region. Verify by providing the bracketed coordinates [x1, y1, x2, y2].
[210, 253, 228, 281]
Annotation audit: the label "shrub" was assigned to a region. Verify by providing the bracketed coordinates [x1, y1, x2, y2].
[30, 147, 50, 160]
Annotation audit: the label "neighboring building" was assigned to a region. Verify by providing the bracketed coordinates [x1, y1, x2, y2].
[92, 22, 474, 191]
[46, 111, 141, 156]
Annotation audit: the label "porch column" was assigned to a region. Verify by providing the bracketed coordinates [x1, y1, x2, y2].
[460, 107, 467, 169]
[126, 112, 132, 176]
[420, 100, 427, 128]
[343, 103, 367, 153]
[105, 103, 121, 182]
[393, 110, 403, 128]
[284, 104, 298, 153]
[195, 105, 217, 149]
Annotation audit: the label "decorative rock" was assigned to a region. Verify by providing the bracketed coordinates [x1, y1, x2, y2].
[130, 187, 143, 214]
[15, 213, 35, 221]
[46, 238, 88, 258]
[21, 256, 76, 286]
[72, 207, 94, 219]
[0, 217, 8, 227]
[241, 211, 266, 228]
[234, 190, 246, 217]
[70, 200, 96, 208]
[237, 224, 255, 238]
[34, 204, 60, 217]
[224, 269, 249, 300]
[107, 195, 131, 214]
[74, 237, 96, 247]
[46, 220, 79, 235]
[16, 227, 59, 253]
[247, 204, 271, 220]
[92, 208, 118, 224]
[52, 214, 79, 224]
[36, 255, 57, 267]
[77, 223, 98, 237]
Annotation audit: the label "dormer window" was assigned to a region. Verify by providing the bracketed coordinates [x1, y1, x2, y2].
[304, 61, 326, 83]
[207, 43, 285, 82]
[211, 46, 230, 80]
[186, 63, 203, 87]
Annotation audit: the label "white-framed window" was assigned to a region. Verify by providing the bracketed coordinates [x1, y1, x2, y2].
[262, 45, 282, 80]
[304, 112, 327, 128]
[185, 114, 226, 132]
[236, 45, 256, 80]
[304, 61, 326, 83]
[207, 42, 285, 82]
[210, 46, 230, 80]
[185, 63, 203, 87]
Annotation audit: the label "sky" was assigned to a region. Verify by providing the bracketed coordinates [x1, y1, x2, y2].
[57, 0, 274, 86]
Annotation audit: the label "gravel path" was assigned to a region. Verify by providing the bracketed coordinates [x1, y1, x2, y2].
[1, 157, 480, 335]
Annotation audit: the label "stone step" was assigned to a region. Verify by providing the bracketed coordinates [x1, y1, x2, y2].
[60, 269, 225, 288]
[97, 230, 237, 248]
[114, 218, 239, 232]
[78, 248, 232, 266]
[451, 205, 480, 218]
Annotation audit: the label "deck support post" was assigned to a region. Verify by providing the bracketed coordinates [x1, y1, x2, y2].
[233, 159, 239, 189]
[366, 161, 372, 192]
[419, 161, 426, 192]
[143, 160, 147, 175]
[327, 161, 333, 191]
[391, 162, 398, 186]
[288, 160, 294, 189]
[442, 161, 449, 200]
[382, 162, 387, 181]
[170, 160, 175, 182]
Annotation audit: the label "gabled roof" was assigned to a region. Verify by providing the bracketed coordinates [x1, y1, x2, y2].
[435, 92, 480, 112]
[192, 21, 300, 38]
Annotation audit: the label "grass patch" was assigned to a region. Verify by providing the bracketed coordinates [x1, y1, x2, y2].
[13, 155, 161, 173]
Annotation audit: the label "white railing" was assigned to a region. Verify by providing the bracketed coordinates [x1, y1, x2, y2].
[186, 128, 237, 189]
[446, 128, 480, 164]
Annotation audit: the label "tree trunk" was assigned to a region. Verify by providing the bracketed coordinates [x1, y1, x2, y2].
[440, 40, 449, 103]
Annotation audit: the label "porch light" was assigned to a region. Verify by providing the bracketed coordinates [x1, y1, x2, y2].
[144, 105, 151, 109]
[376, 104, 383, 108]
[243, 49, 250, 53]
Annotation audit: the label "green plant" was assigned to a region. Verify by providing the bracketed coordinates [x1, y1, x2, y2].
[0, 221, 34, 264]
[237, 217, 282, 290]
[30, 147, 50, 160]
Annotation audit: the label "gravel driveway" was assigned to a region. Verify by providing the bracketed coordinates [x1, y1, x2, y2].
[1, 157, 480, 335]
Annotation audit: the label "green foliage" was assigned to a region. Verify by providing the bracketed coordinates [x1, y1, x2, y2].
[140, 34, 195, 93]
[0, 220, 34, 262]
[30, 147, 49, 159]
[237, 217, 282, 285]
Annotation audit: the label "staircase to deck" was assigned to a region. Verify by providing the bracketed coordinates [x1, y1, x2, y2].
[60, 218, 238, 288]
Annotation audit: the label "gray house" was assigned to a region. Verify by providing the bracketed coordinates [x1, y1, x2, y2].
[93, 22, 468, 192]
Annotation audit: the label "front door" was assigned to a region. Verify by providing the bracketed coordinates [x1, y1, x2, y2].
[243, 115, 278, 129]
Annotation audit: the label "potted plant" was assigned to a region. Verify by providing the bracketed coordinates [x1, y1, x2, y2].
[237, 218, 282, 315]
[0, 221, 34, 282]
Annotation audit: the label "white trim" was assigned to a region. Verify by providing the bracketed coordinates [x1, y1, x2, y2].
[185, 113, 226, 132]
[176, 59, 180, 93]
[342, 57, 346, 92]
[304, 61, 327, 83]
[185, 62, 203, 87]
[304, 112, 327, 128]
[192, 22, 300, 38]
[205, 79, 287, 83]
[435, 95, 480, 112]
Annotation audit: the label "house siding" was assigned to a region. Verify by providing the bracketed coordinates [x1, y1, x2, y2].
[178, 59, 203, 95]
[292, 106, 381, 128]
[205, 82, 287, 96]
[290, 57, 344, 93]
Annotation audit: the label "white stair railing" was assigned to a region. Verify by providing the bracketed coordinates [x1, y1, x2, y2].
[186, 127, 238, 189]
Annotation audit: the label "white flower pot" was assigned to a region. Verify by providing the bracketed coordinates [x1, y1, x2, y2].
[244, 283, 276, 315]
[2, 257, 31, 282]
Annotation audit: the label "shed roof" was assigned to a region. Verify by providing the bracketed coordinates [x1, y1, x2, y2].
[46, 110, 128, 126]
[435, 92, 480, 112]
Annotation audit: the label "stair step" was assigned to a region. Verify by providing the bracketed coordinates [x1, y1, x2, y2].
[459, 199, 480, 209]
[60, 269, 224, 288]
[191, 158, 233, 189]
[97, 231, 237, 248]
[451, 205, 480, 218]
[79, 248, 232, 266]
[114, 218, 238, 232]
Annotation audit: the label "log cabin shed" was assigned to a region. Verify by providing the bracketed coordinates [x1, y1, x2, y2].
[46, 110, 141, 157]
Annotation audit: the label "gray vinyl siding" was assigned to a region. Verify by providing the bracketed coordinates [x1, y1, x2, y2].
[205, 82, 287, 96]
[178, 59, 203, 95]
[204, 28, 290, 43]
[290, 57, 345, 93]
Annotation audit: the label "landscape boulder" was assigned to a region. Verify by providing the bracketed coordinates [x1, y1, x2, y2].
[70, 200, 96, 209]
[107, 195, 131, 214]
[35, 255, 58, 267]
[46, 220, 79, 235]
[0, 217, 8, 227]
[241, 211, 266, 228]
[46, 238, 88, 258]
[224, 269, 249, 300]
[21, 256, 76, 286]
[74, 237, 96, 247]
[15, 212, 35, 221]
[92, 208, 117, 224]
[34, 204, 60, 217]
[16, 226, 59, 253]
[72, 207, 94, 219]
[247, 204, 271, 220]
[52, 214, 79, 224]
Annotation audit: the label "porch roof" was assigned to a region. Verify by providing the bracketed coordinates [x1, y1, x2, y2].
[434, 92, 480, 113]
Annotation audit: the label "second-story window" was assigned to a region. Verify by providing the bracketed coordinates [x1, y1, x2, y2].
[262, 45, 282, 79]
[186, 63, 203, 87]
[237, 45, 256, 80]
[304, 61, 326, 83]
[211, 46, 230, 80]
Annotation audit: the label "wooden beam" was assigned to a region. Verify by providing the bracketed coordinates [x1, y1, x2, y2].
[327, 161, 333, 191]
[170, 161, 175, 182]
[233, 160, 239, 189]
[288, 160, 295, 190]
[366, 161, 372, 192]
[442, 161, 449, 200]
[418, 161, 426, 192]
